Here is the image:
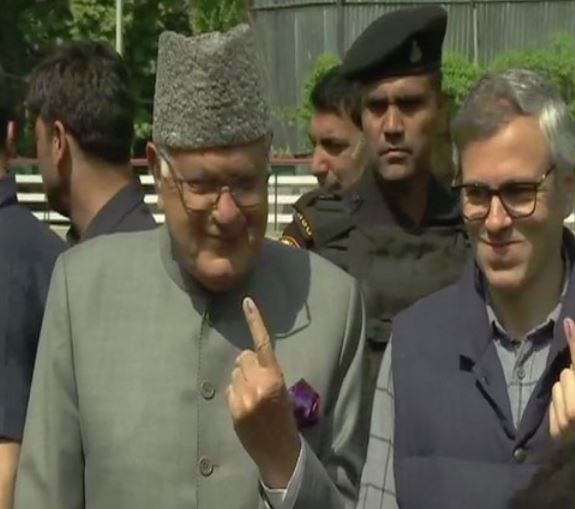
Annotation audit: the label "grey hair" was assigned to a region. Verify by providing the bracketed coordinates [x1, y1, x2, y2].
[452, 68, 575, 175]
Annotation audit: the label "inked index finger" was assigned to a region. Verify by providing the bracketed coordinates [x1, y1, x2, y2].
[564, 317, 575, 367]
[243, 297, 278, 369]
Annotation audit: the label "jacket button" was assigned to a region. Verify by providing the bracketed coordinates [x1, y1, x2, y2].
[200, 380, 216, 400]
[513, 447, 527, 463]
[199, 456, 214, 476]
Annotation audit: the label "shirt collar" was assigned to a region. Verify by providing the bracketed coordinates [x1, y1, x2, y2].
[353, 166, 462, 229]
[67, 180, 146, 245]
[484, 250, 570, 344]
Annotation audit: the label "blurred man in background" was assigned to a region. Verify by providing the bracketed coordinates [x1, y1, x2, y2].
[0, 66, 64, 509]
[27, 40, 156, 245]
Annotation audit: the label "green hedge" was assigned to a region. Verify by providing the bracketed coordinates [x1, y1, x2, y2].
[293, 31, 575, 139]
[444, 32, 575, 114]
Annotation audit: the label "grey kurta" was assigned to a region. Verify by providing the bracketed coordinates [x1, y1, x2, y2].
[14, 226, 367, 509]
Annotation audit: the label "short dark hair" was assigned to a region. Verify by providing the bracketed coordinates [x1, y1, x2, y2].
[27, 40, 135, 164]
[0, 66, 15, 150]
[509, 439, 575, 509]
[311, 65, 363, 128]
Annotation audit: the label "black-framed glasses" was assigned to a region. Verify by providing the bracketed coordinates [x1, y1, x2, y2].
[451, 166, 555, 221]
[157, 149, 270, 212]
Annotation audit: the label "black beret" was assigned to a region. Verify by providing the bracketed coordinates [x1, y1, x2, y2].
[341, 6, 447, 83]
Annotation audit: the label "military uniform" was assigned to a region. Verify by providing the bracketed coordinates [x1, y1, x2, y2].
[66, 180, 156, 245]
[281, 167, 469, 397]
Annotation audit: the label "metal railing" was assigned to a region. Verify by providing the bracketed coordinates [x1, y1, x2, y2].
[14, 158, 574, 232]
[10, 158, 317, 235]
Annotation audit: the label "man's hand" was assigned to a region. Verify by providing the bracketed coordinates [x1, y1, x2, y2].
[227, 297, 301, 489]
[549, 317, 575, 441]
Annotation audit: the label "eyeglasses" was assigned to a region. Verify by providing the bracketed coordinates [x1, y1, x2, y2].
[158, 149, 270, 212]
[451, 166, 555, 221]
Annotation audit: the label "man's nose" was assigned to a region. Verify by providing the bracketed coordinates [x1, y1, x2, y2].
[382, 106, 404, 136]
[484, 195, 513, 233]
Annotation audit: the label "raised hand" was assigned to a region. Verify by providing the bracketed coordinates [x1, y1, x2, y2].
[227, 297, 301, 488]
[549, 317, 575, 441]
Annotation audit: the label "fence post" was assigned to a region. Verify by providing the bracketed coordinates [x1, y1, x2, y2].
[472, 0, 479, 65]
[115, 0, 124, 56]
[337, 0, 346, 58]
[274, 172, 279, 231]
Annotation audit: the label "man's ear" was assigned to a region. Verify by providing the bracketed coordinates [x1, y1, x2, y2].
[146, 141, 164, 210]
[51, 120, 69, 172]
[262, 132, 273, 161]
[561, 166, 575, 220]
[5, 120, 17, 158]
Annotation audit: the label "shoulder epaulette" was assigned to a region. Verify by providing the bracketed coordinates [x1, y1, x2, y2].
[293, 187, 334, 210]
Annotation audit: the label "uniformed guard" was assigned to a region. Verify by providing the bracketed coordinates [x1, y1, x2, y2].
[0, 66, 65, 509]
[280, 6, 470, 403]
[26, 41, 157, 245]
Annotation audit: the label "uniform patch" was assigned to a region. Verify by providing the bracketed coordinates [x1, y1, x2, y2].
[279, 235, 301, 248]
[295, 212, 313, 239]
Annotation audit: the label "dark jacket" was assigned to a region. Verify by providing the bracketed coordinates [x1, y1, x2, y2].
[0, 173, 65, 440]
[391, 232, 575, 509]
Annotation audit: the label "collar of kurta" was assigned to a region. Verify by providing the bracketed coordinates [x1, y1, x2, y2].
[158, 224, 312, 337]
[67, 180, 147, 245]
[158, 223, 261, 300]
[349, 165, 462, 229]
[0, 172, 18, 208]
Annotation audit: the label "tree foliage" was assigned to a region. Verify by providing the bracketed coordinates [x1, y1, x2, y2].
[442, 33, 575, 115]
[0, 0, 250, 158]
[191, 0, 251, 33]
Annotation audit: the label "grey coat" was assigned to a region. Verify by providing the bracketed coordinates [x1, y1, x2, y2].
[14, 226, 367, 509]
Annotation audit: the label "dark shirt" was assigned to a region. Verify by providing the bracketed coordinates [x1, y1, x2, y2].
[0, 173, 65, 441]
[67, 180, 157, 245]
[0, 172, 18, 206]
[348, 164, 462, 230]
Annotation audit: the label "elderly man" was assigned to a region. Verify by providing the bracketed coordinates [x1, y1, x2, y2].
[285, 7, 469, 407]
[281, 65, 366, 248]
[27, 40, 156, 244]
[359, 69, 575, 509]
[0, 68, 65, 509]
[14, 25, 366, 509]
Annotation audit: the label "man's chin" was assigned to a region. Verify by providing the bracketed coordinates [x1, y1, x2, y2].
[376, 161, 415, 182]
[482, 264, 526, 295]
[192, 255, 253, 293]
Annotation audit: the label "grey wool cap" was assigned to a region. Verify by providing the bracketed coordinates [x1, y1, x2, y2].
[152, 24, 271, 149]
